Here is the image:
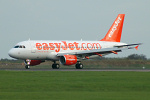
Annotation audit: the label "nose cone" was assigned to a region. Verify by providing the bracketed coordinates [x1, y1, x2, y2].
[8, 49, 18, 59]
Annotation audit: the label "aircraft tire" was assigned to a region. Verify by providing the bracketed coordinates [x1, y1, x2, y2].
[52, 64, 60, 69]
[75, 64, 79, 69]
[75, 64, 83, 69]
[55, 64, 60, 69]
[25, 65, 30, 69]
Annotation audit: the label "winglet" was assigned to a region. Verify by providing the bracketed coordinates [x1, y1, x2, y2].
[135, 45, 139, 50]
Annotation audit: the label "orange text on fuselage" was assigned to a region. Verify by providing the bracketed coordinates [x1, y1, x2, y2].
[36, 41, 101, 52]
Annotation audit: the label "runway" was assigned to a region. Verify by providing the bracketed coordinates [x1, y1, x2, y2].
[1, 68, 150, 72]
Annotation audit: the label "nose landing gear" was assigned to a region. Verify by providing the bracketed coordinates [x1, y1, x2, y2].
[25, 65, 30, 69]
[24, 59, 30, 69]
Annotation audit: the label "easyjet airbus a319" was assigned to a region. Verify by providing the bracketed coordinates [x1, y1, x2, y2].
[8, 14, 141, 69]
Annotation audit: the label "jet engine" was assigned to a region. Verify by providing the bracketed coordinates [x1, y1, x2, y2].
[59, 55, 77, 65]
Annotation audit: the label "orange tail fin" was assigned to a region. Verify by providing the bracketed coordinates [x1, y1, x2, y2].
[100, 14, 125, 42]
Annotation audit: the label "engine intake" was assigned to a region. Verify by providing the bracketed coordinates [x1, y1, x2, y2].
[60, 55, 77, 65]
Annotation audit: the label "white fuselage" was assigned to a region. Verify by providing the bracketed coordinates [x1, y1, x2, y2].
[8, 40, 126, 60]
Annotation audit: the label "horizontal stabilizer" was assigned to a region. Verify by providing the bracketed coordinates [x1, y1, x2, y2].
[114, 43, 142, 48]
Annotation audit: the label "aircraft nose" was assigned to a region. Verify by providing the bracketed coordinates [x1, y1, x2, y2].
[8, 49, 17, 58]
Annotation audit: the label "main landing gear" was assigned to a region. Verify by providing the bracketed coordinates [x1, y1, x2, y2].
[75, 61, 83, 69]
[52, 61, 60, 69]
[51, 61, 83, 69]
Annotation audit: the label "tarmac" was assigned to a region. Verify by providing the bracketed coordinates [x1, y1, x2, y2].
[1, 68, 150, 72]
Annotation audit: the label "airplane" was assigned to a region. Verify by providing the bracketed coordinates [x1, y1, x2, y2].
[8, 14, 141, 69]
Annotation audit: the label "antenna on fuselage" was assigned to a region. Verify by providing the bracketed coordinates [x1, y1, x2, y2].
[81, 38, 82, 41]
[28, 38, 30, 41]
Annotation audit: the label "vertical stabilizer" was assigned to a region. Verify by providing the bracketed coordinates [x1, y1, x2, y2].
[100, 14, 125, 42]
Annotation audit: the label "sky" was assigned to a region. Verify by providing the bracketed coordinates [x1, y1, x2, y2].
[0, 0, 150, 59]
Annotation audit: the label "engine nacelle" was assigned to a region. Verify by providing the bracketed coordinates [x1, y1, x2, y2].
[25, 59, 44, 66]
[59, 55, 77, 65]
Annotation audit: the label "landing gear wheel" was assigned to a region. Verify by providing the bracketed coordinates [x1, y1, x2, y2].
[52, 64, 60, 69]
[25, 65, 30, 69]
[75, 64, 83, 69]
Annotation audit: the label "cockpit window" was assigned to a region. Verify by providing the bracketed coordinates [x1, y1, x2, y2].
[14, 45, 26, 48]
[14, 46, 19, 48]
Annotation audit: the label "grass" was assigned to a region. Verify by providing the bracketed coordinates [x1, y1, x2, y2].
[0, 71, 150, 100]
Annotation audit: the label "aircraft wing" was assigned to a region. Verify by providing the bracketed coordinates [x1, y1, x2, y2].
[57, 43, 142, 57]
